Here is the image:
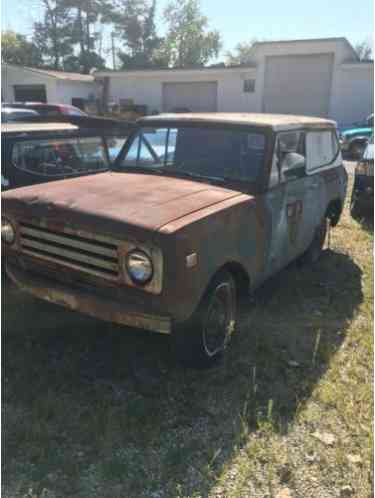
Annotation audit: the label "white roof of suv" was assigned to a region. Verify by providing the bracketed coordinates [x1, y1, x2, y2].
[140, 113, 337, 131]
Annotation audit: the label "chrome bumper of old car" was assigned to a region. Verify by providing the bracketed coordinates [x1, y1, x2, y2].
[6, 263, 172, 335]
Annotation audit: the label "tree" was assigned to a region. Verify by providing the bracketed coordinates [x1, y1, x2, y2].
[33, 0, 74, 70]
[160, 0, 221, 68]
[225, 39, 257, 66]
[354, 39, 373, 61]
[114, 0, 163, 69]
[2, 30, 43, 67]
[63, 0, 114, 72]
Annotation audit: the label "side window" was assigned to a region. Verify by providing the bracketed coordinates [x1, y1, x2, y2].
[11, 137, 108, 177]
[269, 150, 280, 188]
[273, 131, 305, 184]
[306, 130, 339, 172]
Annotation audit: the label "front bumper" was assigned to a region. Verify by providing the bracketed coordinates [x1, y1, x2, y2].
[6, 263, 172, 335]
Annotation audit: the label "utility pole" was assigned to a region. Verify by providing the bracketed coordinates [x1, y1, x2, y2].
[111, 32, 116, 70]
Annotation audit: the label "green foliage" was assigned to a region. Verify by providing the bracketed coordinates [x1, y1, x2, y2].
[32, 0, 113, 73]
[225, 39, 258, 66]
[115, 0, 164, 69]
[160, 0, 222, 67]
[2, 31, 43, 67]
[33, 0, 74, 70]
[354, 39, 373, 61]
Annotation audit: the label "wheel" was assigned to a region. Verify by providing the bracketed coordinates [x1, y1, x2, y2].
[172, 270, 237, 368]
[349, 141, 366, 160]
[301, 217, 328, 264]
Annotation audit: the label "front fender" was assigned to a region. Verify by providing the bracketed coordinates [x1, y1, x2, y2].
[156, 195, 266, 323]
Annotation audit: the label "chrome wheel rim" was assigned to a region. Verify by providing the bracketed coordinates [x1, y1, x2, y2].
[202, 282, 235, 357]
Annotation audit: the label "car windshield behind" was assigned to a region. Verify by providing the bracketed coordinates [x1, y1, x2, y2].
[117, 126, 266, 183]
[11, 136, 109, 177]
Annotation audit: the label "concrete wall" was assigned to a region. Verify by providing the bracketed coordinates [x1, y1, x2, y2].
[330, 63, 374, 125]
[1, 65, 97, 105]
[107, 68, 258, 113]
[97, 39, 373, 127]
[56, 80, 98, 105]
[1, 65, 59, 102]
[250, 39, 357, 117]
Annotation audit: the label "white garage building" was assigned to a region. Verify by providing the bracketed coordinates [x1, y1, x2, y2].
[2, 64, 98, 107]
[96, 37, 373, 126]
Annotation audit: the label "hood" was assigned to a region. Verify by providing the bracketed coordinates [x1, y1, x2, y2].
[3, 172, 243, 236]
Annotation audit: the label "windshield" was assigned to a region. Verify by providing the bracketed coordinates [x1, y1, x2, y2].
[11, 136, 109, 177]
[116, 126, 266, 184]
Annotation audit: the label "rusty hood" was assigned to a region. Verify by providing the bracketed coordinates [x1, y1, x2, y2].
[3, 172, 244, 237]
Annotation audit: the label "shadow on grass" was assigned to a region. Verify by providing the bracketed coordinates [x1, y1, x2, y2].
[3, 249, 363, 497]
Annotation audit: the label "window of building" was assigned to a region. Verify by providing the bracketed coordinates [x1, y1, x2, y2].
[243, 79, 256, 93]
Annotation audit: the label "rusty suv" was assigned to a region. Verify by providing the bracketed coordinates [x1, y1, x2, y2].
[2, 113, 347, 367]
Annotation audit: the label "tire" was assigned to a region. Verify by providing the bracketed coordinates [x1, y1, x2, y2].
[172, 270, 237, 368]
[301, 217, 328, 265]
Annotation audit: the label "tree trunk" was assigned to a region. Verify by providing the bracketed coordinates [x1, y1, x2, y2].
[78, 6, 85, 69]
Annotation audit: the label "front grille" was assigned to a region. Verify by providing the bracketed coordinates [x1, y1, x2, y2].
[19, 222, 120, 280]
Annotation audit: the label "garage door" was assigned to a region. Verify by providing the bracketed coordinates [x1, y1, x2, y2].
[14, 84, 47, 103]
[263, 54, 334, 117]
[162, 82, 218, 112]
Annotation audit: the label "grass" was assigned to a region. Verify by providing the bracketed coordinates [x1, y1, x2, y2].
[2, 176, 373, 498]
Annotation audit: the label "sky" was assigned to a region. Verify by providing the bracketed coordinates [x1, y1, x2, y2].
[1, 0, 374, 62]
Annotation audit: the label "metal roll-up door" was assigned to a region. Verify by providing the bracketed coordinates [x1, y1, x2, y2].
[162, 81, 218, 112]
[263, 54, 334, 117]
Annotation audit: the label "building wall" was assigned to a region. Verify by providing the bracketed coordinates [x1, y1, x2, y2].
[107, 68, 258, 113]
[1, 65, 59, 102]
[330, 64, 374, 125]
[55, 80, 98, 105]
[250, 39, 357, 117]
[98, 39, 372, 127]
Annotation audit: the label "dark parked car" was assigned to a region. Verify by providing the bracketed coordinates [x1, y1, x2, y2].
[350, 136, 374, 219]
[4, 102, 87, 117]
[339, 114, 373, 159]
[1, 121, 129, 190]
[1, 107, 39, 122]
[2, 113, 347, 367]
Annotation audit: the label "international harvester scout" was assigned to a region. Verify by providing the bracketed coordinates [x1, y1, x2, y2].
[2, 113, 347, 367]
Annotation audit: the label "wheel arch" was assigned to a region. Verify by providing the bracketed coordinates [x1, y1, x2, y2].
[214, 261, 251, 298]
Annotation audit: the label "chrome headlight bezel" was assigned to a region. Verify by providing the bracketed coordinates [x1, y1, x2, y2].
[1, 218, 16, 245]
[126, 249, 154, 285]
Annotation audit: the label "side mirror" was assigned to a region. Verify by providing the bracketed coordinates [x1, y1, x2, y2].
[281, 152, 306, 179]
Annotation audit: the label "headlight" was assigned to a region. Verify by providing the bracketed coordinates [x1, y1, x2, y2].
[126, 250, 153, 284]
[1, 218, 15, 245]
